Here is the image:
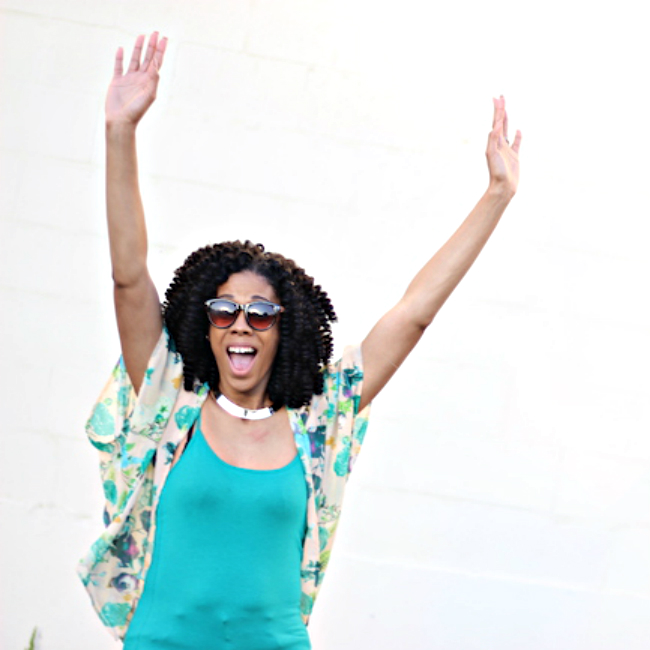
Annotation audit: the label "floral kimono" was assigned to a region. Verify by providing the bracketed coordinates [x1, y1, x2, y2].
[78, 328, 371, 640]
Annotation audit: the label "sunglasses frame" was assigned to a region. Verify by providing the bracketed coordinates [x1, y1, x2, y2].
[204, 298, 284, 331]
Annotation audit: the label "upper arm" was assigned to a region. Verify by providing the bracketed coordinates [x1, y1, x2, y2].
[114, 272, 163, 394]
[359, 299, 426, 411]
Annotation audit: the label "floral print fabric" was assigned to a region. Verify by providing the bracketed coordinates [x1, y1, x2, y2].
[78, 328, 370, 640]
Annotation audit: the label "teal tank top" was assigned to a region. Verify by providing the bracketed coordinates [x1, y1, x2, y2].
[124, 418, 310, 650]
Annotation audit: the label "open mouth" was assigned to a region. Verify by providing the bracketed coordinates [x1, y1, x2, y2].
[227, 346, 257, 373]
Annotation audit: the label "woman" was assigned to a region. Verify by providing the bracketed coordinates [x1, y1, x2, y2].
[78, 32, 521, 648]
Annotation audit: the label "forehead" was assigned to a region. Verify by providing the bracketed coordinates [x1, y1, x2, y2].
[216, 270, 278, 302]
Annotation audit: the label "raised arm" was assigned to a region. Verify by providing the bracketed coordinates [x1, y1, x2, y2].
[105, 32, 167, 392]
[359, 96, 522, 410]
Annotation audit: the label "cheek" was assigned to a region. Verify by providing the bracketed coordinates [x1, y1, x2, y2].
[265, 333, 281, 364]
[208, 332, 225, 360]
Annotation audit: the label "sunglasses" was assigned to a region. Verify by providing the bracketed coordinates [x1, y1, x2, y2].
[204, 299, 284, 331]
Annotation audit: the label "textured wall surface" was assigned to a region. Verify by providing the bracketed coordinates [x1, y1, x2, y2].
[1, 1, 648, 649]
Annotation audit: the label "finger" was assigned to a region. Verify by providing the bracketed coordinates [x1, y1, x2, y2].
[141, 31, 158, 71]
[503, 107, 509, 143]
[153, 36, 168, 72]
[491, 100, 505, 143]
[113, 46, 124, 77]
[128, 34, 145, 72]
[493, 97, 506, 136]
[512, 129, 522, 154]
[494, 95, 505, 123]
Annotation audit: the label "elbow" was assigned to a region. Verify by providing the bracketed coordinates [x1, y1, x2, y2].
[112, 267, 148, 290]
[399, 298, 437, 332]
[393, 300, 434, 336]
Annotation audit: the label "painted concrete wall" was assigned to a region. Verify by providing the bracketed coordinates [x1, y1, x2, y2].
[1, 1, 648, 648]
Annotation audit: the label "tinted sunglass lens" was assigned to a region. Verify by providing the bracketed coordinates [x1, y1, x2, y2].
[209, 302, 238, 328]
[247, 303, 276, 330]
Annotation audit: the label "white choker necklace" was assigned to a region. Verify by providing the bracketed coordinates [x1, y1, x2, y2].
[214, 393, 274, 420]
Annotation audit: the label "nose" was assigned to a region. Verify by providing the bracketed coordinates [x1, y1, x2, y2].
[231, 307, 251, 332]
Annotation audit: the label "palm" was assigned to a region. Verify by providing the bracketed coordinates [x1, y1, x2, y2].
[486, 97, 522, 197]
[106, 33, 167, 125]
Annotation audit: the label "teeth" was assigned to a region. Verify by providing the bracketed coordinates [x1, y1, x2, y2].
[228, 346, 255, 354]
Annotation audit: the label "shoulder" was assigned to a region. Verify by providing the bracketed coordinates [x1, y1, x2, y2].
[321, 344, 365, 399]
[296, 344, 366, 425]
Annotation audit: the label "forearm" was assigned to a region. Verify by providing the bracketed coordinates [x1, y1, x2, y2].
[106, 122, 149, 288]
[403, 184, 514, 328]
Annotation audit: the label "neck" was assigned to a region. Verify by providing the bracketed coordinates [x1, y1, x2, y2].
[217, 386, 271, 411]
[214, 390, 274, 421]
[212, 393, 273, 420]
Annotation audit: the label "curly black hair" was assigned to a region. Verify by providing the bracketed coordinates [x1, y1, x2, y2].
[163, 240, 337, 409]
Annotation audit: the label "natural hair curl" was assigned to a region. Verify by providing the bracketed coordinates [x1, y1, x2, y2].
[163, 240, 337, 409]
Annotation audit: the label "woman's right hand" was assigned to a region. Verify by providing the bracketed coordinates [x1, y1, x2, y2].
[106, 32, 167, 126]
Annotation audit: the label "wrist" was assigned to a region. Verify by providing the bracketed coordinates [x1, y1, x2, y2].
[485, 181, 516, 205]
[106, 120, 138, 139]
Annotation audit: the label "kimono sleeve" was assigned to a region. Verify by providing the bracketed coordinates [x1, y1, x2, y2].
[307, 343, 371, 500]
[85, 328, 184, 523]
[296, 344, 371, 617]
[325, 343, 371, 477]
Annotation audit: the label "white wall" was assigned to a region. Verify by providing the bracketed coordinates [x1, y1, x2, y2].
[1, 1, 648, 648]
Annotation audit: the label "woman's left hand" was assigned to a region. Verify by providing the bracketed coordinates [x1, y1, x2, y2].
[486, 96, 522, 199]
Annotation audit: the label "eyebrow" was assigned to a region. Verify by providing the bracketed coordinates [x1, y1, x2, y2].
[216, 294, 276, 303]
